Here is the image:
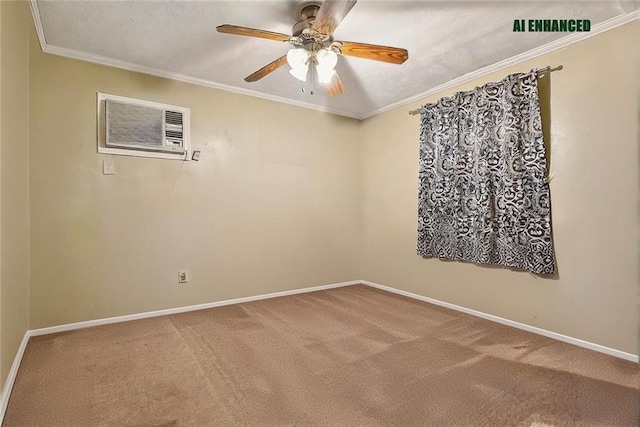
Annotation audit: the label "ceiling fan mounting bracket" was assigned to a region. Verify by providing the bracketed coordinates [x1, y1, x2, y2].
[293, 1, 321, 22]
[292, 18, 314, 37]
[292, 1, 323, 37]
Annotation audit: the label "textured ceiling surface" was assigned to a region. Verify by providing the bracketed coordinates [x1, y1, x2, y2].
[34, 1, 638, 118]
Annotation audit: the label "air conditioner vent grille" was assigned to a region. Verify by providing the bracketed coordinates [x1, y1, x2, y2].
[165, 130, 183, 140]
[165, 110, 183, 126]
[107, 100, 164, 147]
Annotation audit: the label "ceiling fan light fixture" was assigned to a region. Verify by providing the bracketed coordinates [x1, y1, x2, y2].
[317, 67, 335, 84]
[316, 49, 338, 70]
[289, 65, 309, 82]
[286, 48, 309, 69]
[315, 48, 338, 84]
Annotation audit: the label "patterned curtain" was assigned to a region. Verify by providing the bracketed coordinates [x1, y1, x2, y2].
[417, 70, 555, 274]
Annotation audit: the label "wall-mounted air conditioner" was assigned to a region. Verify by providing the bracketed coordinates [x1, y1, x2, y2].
[97, 93, 191, 160]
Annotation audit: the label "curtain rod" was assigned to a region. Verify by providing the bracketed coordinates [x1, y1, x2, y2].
[408, 65, 563, 116]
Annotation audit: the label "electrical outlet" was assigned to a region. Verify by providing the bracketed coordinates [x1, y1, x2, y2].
[178, 270, 188, 284]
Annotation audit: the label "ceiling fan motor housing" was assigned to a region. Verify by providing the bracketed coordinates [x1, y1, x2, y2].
[292, 1, 322, 36]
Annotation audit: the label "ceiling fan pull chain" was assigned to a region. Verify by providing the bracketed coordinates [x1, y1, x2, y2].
[304, 58, 315, 95]
[310, 65, 315, 95]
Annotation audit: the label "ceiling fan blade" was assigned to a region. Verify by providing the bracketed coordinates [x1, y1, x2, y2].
[312, 0, 357, 35]
[244, 55, 288, 82]
[339, 41, 408, 64]
[216, 24, 290, 42]
[326, 72, 345, 97]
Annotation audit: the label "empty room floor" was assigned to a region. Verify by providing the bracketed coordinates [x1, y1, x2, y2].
[4, 285, 638, 426]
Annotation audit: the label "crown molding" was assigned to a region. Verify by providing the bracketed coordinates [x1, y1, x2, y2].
[27, 1, 360, 119]
[28, 0, 46, 47]
[28, 1, 640, 120]
[363, 9, 640, 119]
[39, 45, 362, 119]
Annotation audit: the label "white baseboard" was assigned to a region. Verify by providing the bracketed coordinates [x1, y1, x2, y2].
[1, 279, 359, 423]
[361, 280, 639, 363]
[2, 278, 636, 423]
[0, 332, 30, 421]
[29, 280, 360, 337]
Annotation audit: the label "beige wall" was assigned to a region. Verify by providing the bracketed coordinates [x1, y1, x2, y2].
[21, 14, 640, 357]
[29, 33, 361, 328]
[1, 1, 31, 383]
[361, 21, 639, 354]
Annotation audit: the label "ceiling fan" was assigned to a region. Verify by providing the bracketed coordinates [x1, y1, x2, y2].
[216, 0, 409, 97]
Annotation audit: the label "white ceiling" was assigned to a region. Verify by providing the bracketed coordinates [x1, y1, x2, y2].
[31, 1, 639, 119]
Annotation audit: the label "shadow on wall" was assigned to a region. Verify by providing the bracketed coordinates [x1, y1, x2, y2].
[537, 71, 560, 281]
[423, 256, 560, 280]
[538, 72, 552, 173]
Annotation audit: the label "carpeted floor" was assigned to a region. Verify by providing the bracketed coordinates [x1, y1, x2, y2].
[3, 284, 638, 426]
